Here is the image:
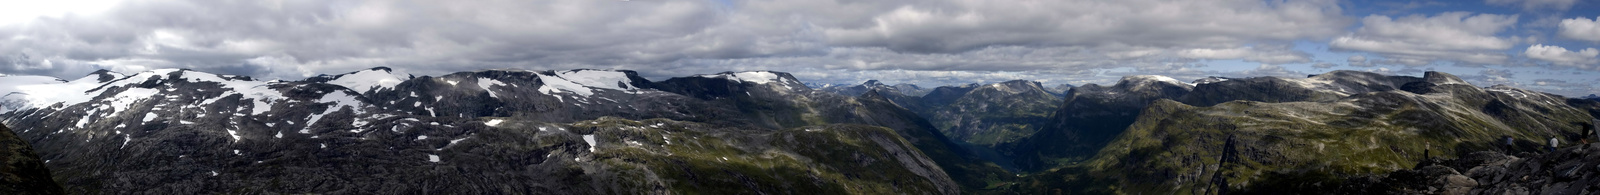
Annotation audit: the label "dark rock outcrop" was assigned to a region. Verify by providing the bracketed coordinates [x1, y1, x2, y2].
[1348, 143, 1600, 194]
[0, 124, 63, 195]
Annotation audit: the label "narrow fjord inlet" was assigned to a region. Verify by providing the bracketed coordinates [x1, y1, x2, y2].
[3, 0, 1600, 194]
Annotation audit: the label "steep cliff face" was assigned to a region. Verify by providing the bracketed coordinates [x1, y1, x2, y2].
[0, 124, 63, 195]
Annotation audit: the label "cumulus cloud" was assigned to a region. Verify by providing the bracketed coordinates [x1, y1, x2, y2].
[1559, 16, 1600, 42]
[1485, 0, 1579, 11]
[1329, 12, 1518, 66]
[1524, 44, 1600, 68]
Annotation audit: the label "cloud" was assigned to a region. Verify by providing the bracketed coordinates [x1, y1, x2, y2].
[815, 0, 1350, 53]
[1559, 16, 1600, 42]
[1466, 69, 1518, 85]
[1312, 62, 1338, 68]
[1533, 78, 1565, 86]
[1347, 55, 1374, 67]
[1176, 45, 1311, 64]
[1485, 0, 1579, 11]
[12, 0, 1589, 97]
[1467, 70, 1597, 97]
[1237, 64, 1303, 77]
[1524, 44, 1600, 68]
[0, 0, 1354, 81]
[1, 0, 735, 79]
[1329, 12, 1518, 66]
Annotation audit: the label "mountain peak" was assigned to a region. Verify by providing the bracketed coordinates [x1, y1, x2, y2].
[1115, 75, 1195, 92]
[863, 80, 884, 86]
[860, 88, 889, 101]
[325, 67, 414, 93]
[998, 79, 1040, 87]
[87, 69, 124, 82]
[985, 80, 1045, 94]
[1120, 75, 1188, 85]
[696, 71, 803, 87]
[1423, 71, 1467, 85]
[1193, 76, 1232, 85]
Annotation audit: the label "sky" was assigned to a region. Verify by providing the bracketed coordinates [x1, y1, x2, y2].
[1, 0, 1598, 97]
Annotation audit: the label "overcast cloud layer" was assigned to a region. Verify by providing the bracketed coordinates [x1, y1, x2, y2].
[2, 0, 1599, 96]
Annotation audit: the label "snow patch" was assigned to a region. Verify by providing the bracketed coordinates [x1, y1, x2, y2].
[446, 137, 469, 148]
[583, 134, 597, 152]
[0, 74, 107, 112]
[554, 70, 637, 91]
[75, 109, 98, 128]
[301, 91, 365, 134]
[697, 71, 787, 84]
[428, 154, 440, 163]
[1126, 75, 1193, 87]
[536, 74, 593, 96]
[105, 88, 159, 116]
[485, 119, 504, 127]
[227, 129, 240, 142]
[329, 69, 411, 92]
[476, 78, 505, 98]
[163, 70, 288, 116]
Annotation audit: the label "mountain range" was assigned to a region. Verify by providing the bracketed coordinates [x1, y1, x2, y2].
[819, 80, 1065, 148]
[1001, 71, 1600, 194]
[0, 67, 1014, 194]
[3, 67, 1598, 194]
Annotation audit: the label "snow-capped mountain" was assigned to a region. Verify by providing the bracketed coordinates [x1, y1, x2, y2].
[0, 67, 987, 194]
[816, 80, 930, 97]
